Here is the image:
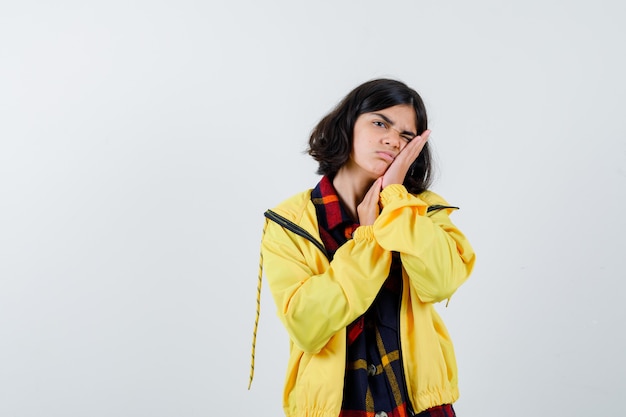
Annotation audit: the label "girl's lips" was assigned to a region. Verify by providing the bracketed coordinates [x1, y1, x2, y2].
[377, 151, 395, 162]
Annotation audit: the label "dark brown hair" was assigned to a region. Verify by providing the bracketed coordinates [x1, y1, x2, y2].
[307, 78, 433, 194]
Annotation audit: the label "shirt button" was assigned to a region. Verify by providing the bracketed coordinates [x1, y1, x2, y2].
[375, 412, 388, 417]
[368, 363, 376, 376]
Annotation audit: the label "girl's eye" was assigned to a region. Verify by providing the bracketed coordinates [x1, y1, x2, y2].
[402, 135, 414, 142]
[373, 120, 387, 128]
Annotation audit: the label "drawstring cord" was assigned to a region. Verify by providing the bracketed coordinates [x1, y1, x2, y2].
[248, 219, 269, 390]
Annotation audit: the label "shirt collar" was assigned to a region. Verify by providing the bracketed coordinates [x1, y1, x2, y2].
[312, 176, 356, 231]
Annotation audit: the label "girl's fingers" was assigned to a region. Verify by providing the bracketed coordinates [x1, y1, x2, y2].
[357, 177, 382, 225]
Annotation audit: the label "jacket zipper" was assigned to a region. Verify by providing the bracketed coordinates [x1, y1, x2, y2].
[427, 204, 459, 213]
[264, 209, 330, 260]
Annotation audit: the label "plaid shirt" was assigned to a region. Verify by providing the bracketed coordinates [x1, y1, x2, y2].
[311, 176, 456, 417]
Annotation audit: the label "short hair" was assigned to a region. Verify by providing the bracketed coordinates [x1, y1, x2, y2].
[307, 78, 433, 194]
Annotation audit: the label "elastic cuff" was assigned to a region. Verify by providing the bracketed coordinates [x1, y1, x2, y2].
[380, 184, 409, 206]
[352, 225, 374, 241]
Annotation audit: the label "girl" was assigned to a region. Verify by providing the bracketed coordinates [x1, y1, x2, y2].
[250, 78, 476, 417]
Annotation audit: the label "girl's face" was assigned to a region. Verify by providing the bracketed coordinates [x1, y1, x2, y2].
[348, 104, 418, 180]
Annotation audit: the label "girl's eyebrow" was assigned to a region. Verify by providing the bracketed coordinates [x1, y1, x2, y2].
[371, 112, 417, 138]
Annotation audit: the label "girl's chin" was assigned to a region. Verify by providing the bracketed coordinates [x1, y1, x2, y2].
[370, 166, 389, 178]
[344, 163, 387, 180]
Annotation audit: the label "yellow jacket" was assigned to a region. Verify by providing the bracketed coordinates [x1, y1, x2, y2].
[259, 184, 475, 417]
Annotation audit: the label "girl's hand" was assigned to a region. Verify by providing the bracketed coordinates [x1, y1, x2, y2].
[382, 130, 430, 189]
[357, 177, 382, 226]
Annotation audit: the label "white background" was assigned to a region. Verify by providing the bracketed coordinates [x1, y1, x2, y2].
[1, 1, 625, 416]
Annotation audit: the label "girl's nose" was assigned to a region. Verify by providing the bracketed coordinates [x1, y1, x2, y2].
[383, 130, 403, 148]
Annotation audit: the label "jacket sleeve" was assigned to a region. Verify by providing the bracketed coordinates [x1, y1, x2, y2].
[373, 184, 476, 303]
[262, 219, 391, 354]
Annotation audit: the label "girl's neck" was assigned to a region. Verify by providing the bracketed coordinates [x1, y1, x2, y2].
[331, 167, 374, 222]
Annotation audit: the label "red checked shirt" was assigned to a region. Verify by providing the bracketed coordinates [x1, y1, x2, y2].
[311, 176, 456, 417]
